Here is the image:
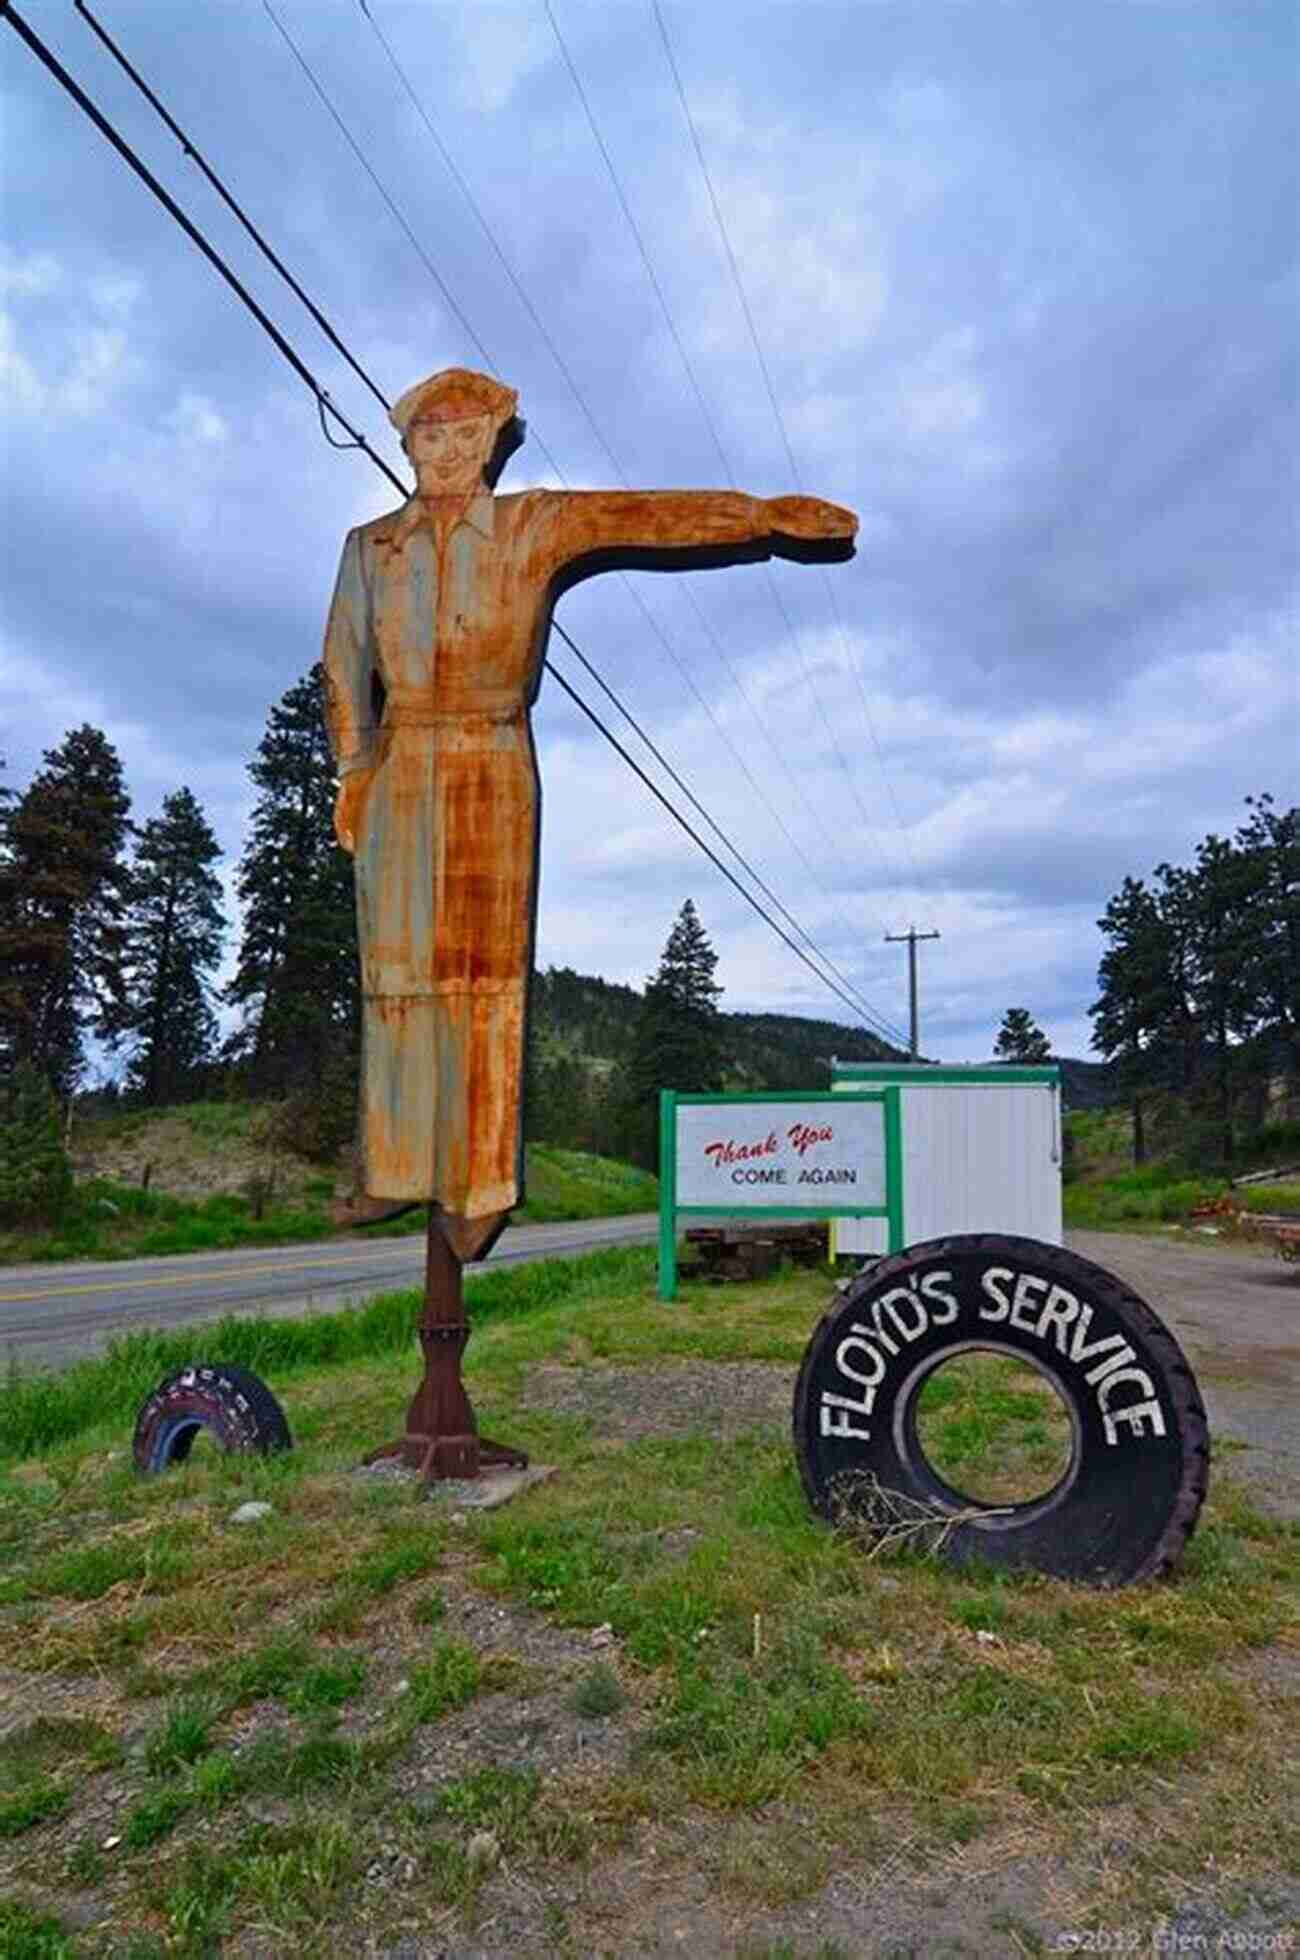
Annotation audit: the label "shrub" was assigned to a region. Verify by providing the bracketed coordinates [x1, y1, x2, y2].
[267, 1053, 357, 1165]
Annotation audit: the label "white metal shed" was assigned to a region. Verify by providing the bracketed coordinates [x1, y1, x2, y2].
[830, 1062, 1062, 1257]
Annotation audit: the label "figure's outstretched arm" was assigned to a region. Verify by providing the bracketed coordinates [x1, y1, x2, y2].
[322, 529, 375, 855]
[545, 490, 857, 592]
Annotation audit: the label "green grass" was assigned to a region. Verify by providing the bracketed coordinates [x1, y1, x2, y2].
[648, 1624, 872, 1806]
[435, 1763, 539, 1837]
[1, 1250, 1296, 1952]
[144, 1701, 214, 1773]
[0, 1715, 122, 1841]
[1, 1175, 343, 1265]
[351, 1524, 444, 1595]
[0, 1242, 655, 1461]
[516, 1145, 658, 1223]
[0, 1901, 77, 1959]
[1064, 1108, 1300, 1230]
[0, 1778, 69, 1838]
[123, 1782, 194, 1848]
[914, 1352, 1073, 1504]
[405, 1640, 483, 1721]
[1063, 1161, 1228, 1229]
[284, 1654, 366, 1713]
[1235, 1179, 1300, 1214]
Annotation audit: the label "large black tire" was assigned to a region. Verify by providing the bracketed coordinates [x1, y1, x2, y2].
[793, 1234, 1208, 1585]
[133, 1364, 292, 1475]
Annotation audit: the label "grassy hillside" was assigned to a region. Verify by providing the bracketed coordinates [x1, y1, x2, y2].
[1063, 1107, 1300, 1230]
[1, 1102, 656, 1266]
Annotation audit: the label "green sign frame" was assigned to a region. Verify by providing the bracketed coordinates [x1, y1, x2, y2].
[658, 1087, 903, 1300]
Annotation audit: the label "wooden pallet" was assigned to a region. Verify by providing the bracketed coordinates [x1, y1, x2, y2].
[1227, 1211, 1300, 1265]
[679, 1221, 829, 1285]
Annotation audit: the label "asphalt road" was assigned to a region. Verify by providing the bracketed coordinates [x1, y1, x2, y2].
[0, 1212, 660, 1375]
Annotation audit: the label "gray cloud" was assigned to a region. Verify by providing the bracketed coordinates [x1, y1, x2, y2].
[2, 0, 1294, 1063]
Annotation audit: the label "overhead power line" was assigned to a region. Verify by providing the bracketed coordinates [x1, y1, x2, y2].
[3, 0, 907, 1047]
[75, 0, 391, 421]
[254, 0, 904, 988]
[649, 0, 921, 893]
[0, 0, 406, 498]
[344, 0, 885, 929]
[542, 0, 898, 898]
[260, 0, 492, 379]
[98, 0, 896, 1036]
[546, 658, 900, 1033]
[553, 623, 905, 1042]
[353, 0, 624, 487]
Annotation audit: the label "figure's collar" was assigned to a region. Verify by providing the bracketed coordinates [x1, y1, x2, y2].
[387, 489, 495, 548]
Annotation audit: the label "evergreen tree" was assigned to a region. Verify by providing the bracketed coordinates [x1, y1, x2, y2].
[623, 899, 725, 1167]
[1150, 860, 1201, 1095]
[1234, 794, 1300, 1081]
[1090, 878, 1168, 1163]
[993, 1007, 1052, 1065]
[522, 1005, 547, 1145]
[1090, 794, 1300, 1162]
[1186, 831, 1260, 1162]
[225, 667, 359, 1092]
[0, 726, 131, 1092]
[119, 787, 226, 1105]
[0, 1061, 72, 1223]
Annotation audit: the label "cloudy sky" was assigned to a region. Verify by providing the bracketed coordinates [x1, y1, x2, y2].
[2, 0, 1295, 1064]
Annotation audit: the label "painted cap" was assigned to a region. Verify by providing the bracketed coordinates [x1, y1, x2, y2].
[389, 367, 519, 436]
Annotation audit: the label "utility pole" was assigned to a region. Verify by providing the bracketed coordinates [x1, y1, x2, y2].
[884, 927, 941, 1060]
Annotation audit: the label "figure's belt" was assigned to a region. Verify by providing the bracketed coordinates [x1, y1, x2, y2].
[382, 688, 521, 727]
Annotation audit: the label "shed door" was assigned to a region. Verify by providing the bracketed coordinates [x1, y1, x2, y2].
[835, 1082, 1061, 1256]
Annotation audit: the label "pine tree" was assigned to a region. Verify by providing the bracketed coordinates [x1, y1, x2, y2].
[0, 1061, 72, 1223]
[623, 900, 725, 1167]
[1090, 878, 1168, 1163]
[1234, 795, 1300, 1082]
[119, 788, 226, 1105]
[994, 1007, 1052, 1065]
[1186, 831, 1260, 1162]
[0, 726, 131, 1092]
[225, 667, 359, 1092]
[1151, 860, 1201, 1095]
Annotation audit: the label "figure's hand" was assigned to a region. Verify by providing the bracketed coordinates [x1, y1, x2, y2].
[333, 771, 370, 855]
[764, 495, 858, 542]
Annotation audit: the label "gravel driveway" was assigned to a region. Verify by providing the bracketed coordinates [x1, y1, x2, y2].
[1068, 1227, 1300, 1516]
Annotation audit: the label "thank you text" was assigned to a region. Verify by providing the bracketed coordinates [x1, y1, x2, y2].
[675, 1098, 887, 1210]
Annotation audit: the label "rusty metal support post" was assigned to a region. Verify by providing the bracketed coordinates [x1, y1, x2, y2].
[364, 1207, 527, 1481]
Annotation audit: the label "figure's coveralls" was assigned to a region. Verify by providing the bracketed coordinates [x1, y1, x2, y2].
[323, 485, 782, 1245]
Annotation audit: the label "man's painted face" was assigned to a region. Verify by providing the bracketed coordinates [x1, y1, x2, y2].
[405, 412, 495, 487]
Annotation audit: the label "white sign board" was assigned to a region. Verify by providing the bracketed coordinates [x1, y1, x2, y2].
[675, 1099, 887, 1209]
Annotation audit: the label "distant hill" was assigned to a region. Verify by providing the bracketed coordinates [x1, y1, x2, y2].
[530, 964, 1118, 1103]
[531, 965, 905, 1087]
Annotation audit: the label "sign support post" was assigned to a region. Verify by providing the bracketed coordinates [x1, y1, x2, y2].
[659, 1089, 679, 1301]
[658, 1088, 903, 1301]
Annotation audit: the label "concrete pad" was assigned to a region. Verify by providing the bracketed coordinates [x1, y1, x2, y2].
[352, 1457, 556, 1508]
[432, 1463, 557, 1510]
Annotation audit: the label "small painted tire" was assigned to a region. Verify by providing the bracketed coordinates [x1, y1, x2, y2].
[792, 1233, 1209, 1585]
[133, 1364, 292, 1474]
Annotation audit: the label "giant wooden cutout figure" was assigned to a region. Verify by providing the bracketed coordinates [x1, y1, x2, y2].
[324, 367, 856, 1478]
